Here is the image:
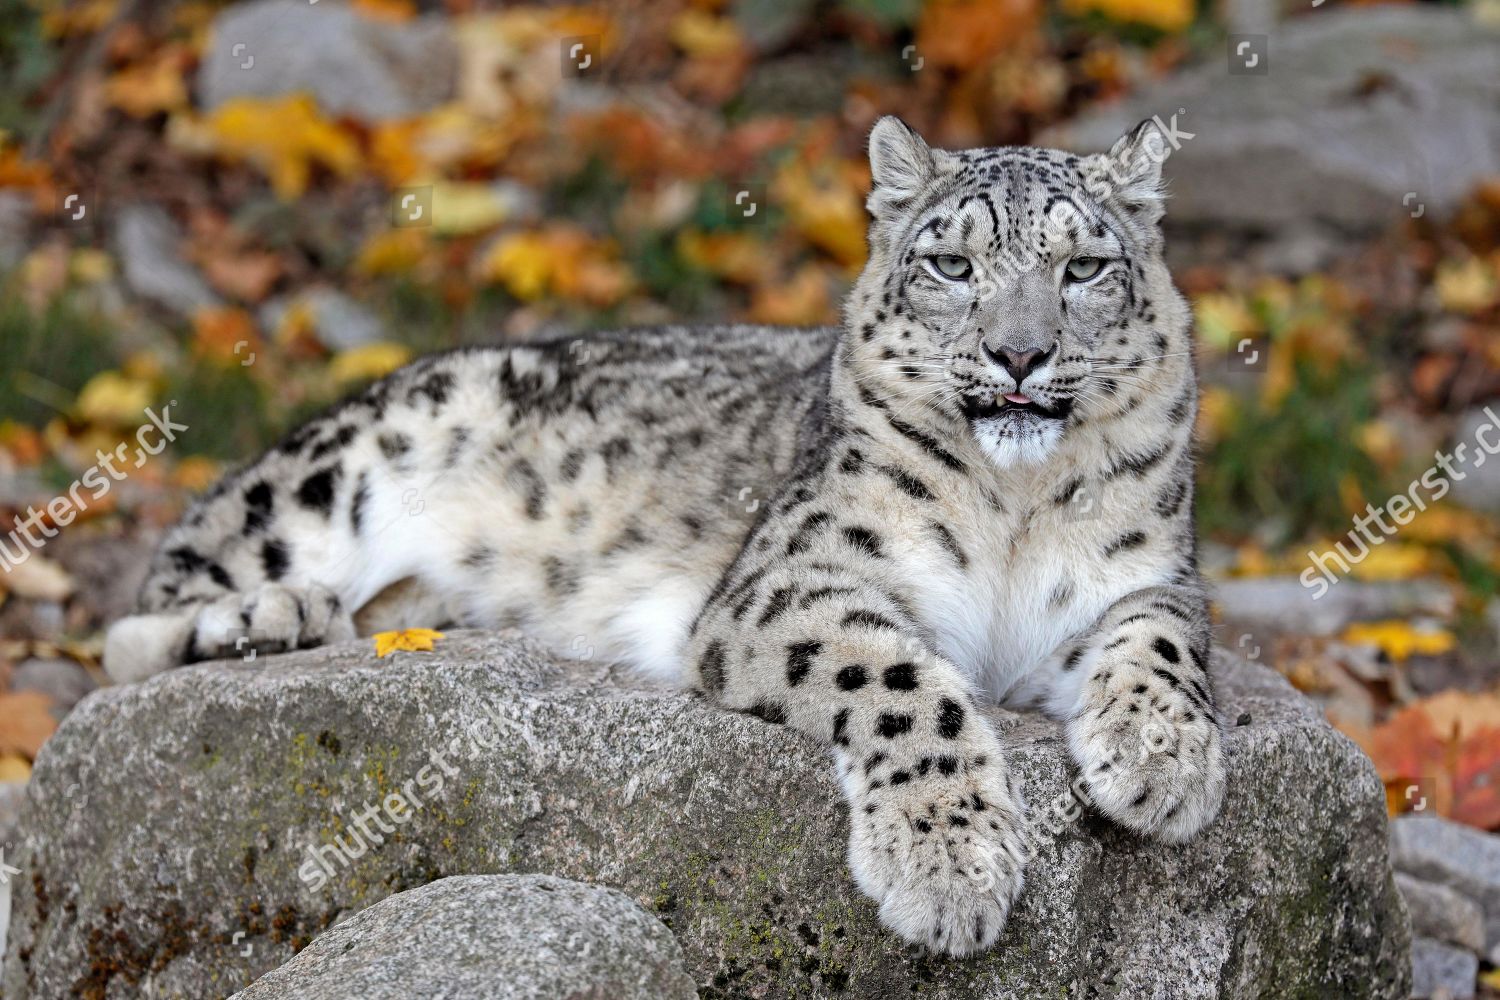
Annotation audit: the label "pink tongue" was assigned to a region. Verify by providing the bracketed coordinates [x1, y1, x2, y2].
[1003, 393, 1032, 404]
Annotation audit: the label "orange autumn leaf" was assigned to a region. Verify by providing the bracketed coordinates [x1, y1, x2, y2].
[0, 691, 59, 759]
[1348, 692, 1500, 829]
[773, 159, 868, 270]
[676, 229, 776, 285]
[749, 264, 834, 326]
[351, 0, 415, 21]
[1061, 0, 1195, 32]
[916, 0, 1041, 72]
[192, 306, 261, 364]
[373, 628, 445, 657]
[201, 250, 283, 303]
[106, 45, 191, 118]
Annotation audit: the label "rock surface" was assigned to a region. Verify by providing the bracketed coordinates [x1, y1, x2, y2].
[4, 632, 1409, 998]
[1409, 937, 1478, 1000]
[1390, 815, 1500, 963]
[10, 659, 97, 713]
[198, 0, 455, 121]
[229, 874, 696, 1000]
[1450, 406, 1500, 516]
[259, 288, 384, 352]
[1395, 872, 1485, 954]
[114, 205, 220, 317]
[1214, 576, 1456, 637]
[1043, 8, 1500, 253]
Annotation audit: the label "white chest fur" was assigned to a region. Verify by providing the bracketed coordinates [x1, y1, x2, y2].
[911, 503, 1173, 707]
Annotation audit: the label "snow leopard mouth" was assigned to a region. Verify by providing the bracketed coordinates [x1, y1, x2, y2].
[961, 392, 1072, 423]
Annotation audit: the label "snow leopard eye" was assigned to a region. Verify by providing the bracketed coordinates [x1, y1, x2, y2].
[1065, 257, 1104, 283]
[929, 255, 973, 281]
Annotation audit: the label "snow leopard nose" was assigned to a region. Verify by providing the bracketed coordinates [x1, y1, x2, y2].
[982, 342, 1055, 387]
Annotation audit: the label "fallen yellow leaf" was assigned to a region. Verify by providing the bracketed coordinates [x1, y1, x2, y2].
[1341, 621, 1455, 662]
[373, 628, 446, 657]
[0, 752, 31, 782]
[2, 554, 75, 601]
[477, 225, 632, 305]
[1434, 253, 1499, 314]
[330, 343, 412, 384]
[106, 46, 190, 118]
[1061, 0, 1194, 32]
[172, 95, 360, 199]
[669, 9, 743, 59]
[75, 371, 154, 425]
[773, 159, 868, 269]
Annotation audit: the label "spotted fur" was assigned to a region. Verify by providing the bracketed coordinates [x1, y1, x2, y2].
[105, 117, 1224, 956]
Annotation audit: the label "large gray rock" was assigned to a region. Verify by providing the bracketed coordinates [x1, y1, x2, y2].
[1044, 8, 1500, 245]
[199, 0, 455, 121]
[3, 632, 1409, 999]
[229, 874, 696, 999]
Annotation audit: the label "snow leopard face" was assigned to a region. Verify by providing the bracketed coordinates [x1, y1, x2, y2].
[849, 117, 1191, 468]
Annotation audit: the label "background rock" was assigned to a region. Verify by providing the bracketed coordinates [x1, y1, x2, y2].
[1410, 937, 1478, 1000]
[258, 289, 384, 352]
[198, 0, 455, 121]
[3, 633, 1409, 998]
[1213, 576, 1456, 637]
[113, 205, 220, 317]
[1449, 406, 1500, 516]
[1042, 7, 1500, 267]
[1395, 872, 1485, 954]
[230, 874, 696, 1000]
[10, 660, 97, 713]
[1390, 815, 1500, 963]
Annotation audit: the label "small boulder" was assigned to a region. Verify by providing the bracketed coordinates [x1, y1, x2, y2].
[1410, 937, 1478, 1000]
[114, 205, 220, 317]
[198, 0, 455, 121]
[1391, 815, 1500, 962]
[229, 874, 696, 1000]
[1395, 872, 1485, 954]
[11, 659, 97, 713]
[1449, 406, 1500, 516]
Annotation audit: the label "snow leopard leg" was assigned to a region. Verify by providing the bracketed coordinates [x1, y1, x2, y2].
[1046, 584, 1226, 842]
[686, 514, 1028, 957]
[105, 373, 463, 682]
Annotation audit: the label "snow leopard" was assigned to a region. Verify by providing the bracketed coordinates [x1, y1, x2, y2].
[105, 116, 1224, 956]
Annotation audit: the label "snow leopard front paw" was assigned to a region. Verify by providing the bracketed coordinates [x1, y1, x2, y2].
[840, 745, 1027, 956]
[190, 582, 356, 662]
[1067, 654, 1226, 843]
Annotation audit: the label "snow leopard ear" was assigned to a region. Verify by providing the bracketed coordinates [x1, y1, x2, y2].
[867, 116, 934, 218]
[1092, 118, 1169, 222]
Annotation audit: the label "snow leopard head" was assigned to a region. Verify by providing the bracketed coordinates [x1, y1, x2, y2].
[847, 116, 1192, 468]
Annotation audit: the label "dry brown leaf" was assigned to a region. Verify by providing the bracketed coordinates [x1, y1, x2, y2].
[0, 691, 58, 759]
